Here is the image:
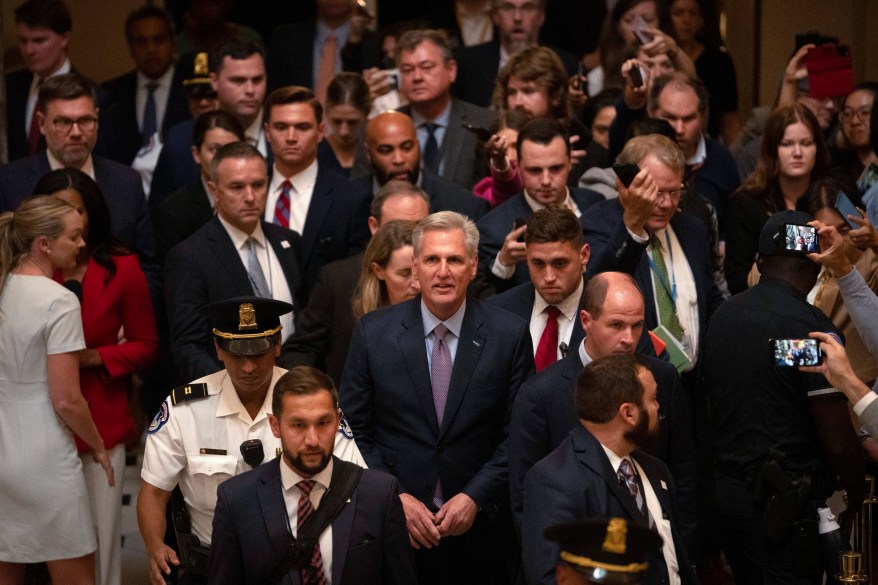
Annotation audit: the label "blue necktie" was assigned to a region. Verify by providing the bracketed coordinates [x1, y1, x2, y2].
[422, 122, 440, 173]
[142, 81, 158, 145]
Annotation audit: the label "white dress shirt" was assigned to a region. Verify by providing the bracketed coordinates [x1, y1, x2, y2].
[265, 159, 319, 234]
[136, 65, 175, 133]
[280, 457, 334, 585]
[245, 110, 268, 158]
[529, 278, 583, 361]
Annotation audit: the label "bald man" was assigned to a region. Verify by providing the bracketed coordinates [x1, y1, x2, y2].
[348, 110, 489, 221]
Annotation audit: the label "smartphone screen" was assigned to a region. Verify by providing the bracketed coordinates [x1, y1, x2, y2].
[782, 223, 819, 253]
[835, 191, 861, 230]
[770, 338, 822, 366]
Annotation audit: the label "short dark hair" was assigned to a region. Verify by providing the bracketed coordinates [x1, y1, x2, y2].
[575, 354, 647, 423]
[516, 117, 570, 161]
[192, 110, 246, 148]
[209, 38, 264, 74]
[264, 85, 323, 124]
[524, 207, 582, 247]
[648, 72, 709, 117]
[14, 0, 71, 34]
[209, 141, 266, 181]
[272, 366, 339, 416]
[758, 254, 820, 283]
[124, 5, 174, 44]
[370, 180, 430, 221]
[38, 73, 96, 112]
[582, 272, 641, 319]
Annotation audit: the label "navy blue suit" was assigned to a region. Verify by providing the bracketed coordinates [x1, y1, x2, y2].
[509, 351, 697, 553]
[4, 69, 40, 162]
[163, 217, 302, 382]
[523, 425, 698, 585]
[209, 457, 416, 585]
[477, 189, 604, 293]
[339, 296, 533, 583]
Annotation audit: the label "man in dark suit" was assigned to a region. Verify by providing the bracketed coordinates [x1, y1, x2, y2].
[487, 206, 589, 371]
[98, 6, 190, 166]
[394, 29, 496, 190]
[262, 86, 370, 299]
[5, 0, 76, 162]
[509, 272, 696, 555]
[164, 142, 302, 383]
[340, 211, 534, 584]
[583, 134, 724, 372]
[350, 111, 489, 221]
[210, 366, 415, 585]
[453, 0, 579, 108]
[478, 118, 603, 293]
[523, 353, 698, 585]
[0, 73, 157, 287]
[279, 180, 431, 385]
[267, 0, 380, 96]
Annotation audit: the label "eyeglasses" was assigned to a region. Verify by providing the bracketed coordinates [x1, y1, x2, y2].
[841, 108, 872, 122]
[657, 186, 687, 201]
[51, 116, 98, 133]
[496, 2, 541, 15]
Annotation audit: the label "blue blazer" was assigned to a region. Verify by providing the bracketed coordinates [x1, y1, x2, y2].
[209, 457, 415, 585]
[476, 188, 604, 292]
[163, 217, 302, 383]
[339, 296, 533, 510]
[523, 425, 698, 585]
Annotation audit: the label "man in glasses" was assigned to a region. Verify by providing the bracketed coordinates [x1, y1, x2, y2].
[0, 72, 157, 290]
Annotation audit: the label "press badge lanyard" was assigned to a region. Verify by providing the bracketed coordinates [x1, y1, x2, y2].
[647, 230, 677, 305]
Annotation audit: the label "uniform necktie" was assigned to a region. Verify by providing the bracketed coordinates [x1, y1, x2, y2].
[422, 122, 440, 174]
[274, 180, 292, 228]
[431, 324, 452, 509]
[650, 235, 684, 340]
[296, 480, 326, 585]
[142, 81, 159, 145]
[27, 77, 44, 154]
[246, 237, 270, 297]
[534, 305, 561, 371]
[315, 34, 337, 103]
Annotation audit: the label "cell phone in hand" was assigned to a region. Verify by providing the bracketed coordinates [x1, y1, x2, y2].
[835, 191, 862, 230]
[462, 123, 493, 142]
[628, 65, 644, 88]
[613, 163, 641, 188]
[781, 223, 819, 254]
[770, 338, 823, 367]
[513, 217, 527, 242]
[633, 15, 654, 45]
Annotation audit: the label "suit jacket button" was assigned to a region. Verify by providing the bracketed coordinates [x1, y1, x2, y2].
[437, 445, 443, 452]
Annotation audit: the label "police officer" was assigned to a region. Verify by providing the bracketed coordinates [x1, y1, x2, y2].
[545, 518, 663, 585]
[137, 297, 364, 585]
[702, 211, 864, 584]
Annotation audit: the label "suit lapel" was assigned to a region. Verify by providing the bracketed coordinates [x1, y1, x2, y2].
[399, 299, 441, 436]
[300, 169, 334, 262]
[205, 218, 254, 295]
[572, 428, 645, 521]
[633, 451, 673, 520]
[257, 460, 296, 561]
[560, 350, 582, 410]
[264, 222, 302, 307]
[330, 464, 356, 584]
[441, 301, 486, 436]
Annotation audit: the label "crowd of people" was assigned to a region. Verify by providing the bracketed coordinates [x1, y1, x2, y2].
[1, 1, 878, 585]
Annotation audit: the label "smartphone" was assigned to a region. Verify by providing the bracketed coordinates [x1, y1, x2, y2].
[633, 15, 654, 45]
[572, 62, 588, 96]
[613, 162, 641, 188]
[462, 123, 493, 142]
[782, 223, 819, 253]
[835, 191, 861, 230]
[513, 217, 527, 242]
[385, 68, 400, 91]
[770, 338, 823, 367]
[804, 44, 854, 99]
[629, 65, 644, 88]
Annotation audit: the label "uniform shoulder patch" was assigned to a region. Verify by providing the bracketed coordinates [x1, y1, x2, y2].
[338, 409, 354, 439]
[148, 402, 170, 434]
[170, 383, 209, 405]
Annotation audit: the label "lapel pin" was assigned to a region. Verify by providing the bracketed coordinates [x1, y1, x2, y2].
[473, 340, 481, 347]
[660, 480, 667, 490]
[280, 240, 291, 249]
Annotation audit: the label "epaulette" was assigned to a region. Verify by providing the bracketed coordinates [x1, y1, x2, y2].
[170, 383, 210, 405]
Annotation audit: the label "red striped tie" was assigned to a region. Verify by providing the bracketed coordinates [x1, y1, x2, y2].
[274, 180, 292, 228]
[297, 480, 326, 585]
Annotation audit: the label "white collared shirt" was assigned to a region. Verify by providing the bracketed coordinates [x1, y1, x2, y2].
[26, 58, 71, 135]
[47, 150, 95, 180]
[216, 215, 295, 340]
[136, 65, 175, 133]
[687, 134, 707, 167]
[245, 110, 268, 158]
[280, 457, 335, 585]
[265, 159, 319, 234]
[529, 278, 583, 361]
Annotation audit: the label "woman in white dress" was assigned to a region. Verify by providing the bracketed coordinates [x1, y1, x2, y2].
[0, 197, 114, 585]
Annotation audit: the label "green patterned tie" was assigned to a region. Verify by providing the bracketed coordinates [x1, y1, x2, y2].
[651, 235, 684, 340]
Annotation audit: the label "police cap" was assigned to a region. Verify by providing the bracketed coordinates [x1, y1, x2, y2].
[180, 52, 216, 98]
[545, 518, 662, 584]
[203, 296, 293, 356]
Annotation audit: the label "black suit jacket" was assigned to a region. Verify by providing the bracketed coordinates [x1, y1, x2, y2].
[154, 179, 214, 263]
[523, 425, 698, 585]
[509, 350, 697, 551]
[339, 296, 533, 510]
[348, 168, 489, 221]
[398, 99, 496, 190]
[0, 151, 157, 288]
[5, 69, 40, 162]
[163, 217, 302, 382]
[209, 457, 415, 585]
[98, 69, 191, 165]
[476, 188, 604, 293]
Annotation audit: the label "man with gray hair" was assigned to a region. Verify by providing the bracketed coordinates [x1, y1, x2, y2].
[341, 211, 533, 584]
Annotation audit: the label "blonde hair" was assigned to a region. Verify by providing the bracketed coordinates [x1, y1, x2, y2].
[352, 220, 416, 319]
[0, 196, 76, 296]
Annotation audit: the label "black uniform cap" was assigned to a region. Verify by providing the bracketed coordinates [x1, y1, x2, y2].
[758, 210, 816, 256]
[203, 296, 293, 356]
[180, 51, 216, 98]
[545, 518, 663, 584]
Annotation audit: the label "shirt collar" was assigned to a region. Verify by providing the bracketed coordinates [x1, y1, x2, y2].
[579, 341, 593, 367]
[601, 444, 629, 474]
[137, 64, 175, 88]
[217, 212, 265, 247]
[534, 277, 583, 322]
[201, 175, 217, 210]
[281, 453, 335, 492]
[316, 19, 352, 44]
[523, 189, 580, 217]
[245, 110, 264, 145]
[215, 367, 281, 422]
[421, 298, 467, 339]
[31, 58, 71, 89]
[272, 158, 319, 193]
[687, 134, 707, 166]
[411, 101, 452, 127]
[47, 150, 95, 180]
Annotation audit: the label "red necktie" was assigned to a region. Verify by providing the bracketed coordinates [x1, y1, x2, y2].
[535, 305, 561, 371]
[274, 180, 292, 228]
[296, 480, 326, 585]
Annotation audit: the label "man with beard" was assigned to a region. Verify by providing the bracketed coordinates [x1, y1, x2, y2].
[522, 354, 697, 585]
[209, 366, 415, 585]
[350, 110, 489, 221]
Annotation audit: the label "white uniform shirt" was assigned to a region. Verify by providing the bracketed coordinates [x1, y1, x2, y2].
[141, 367, 365, 545]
